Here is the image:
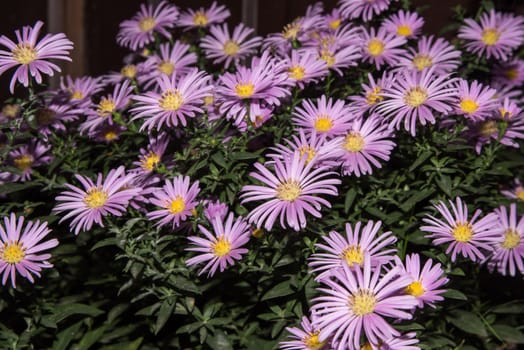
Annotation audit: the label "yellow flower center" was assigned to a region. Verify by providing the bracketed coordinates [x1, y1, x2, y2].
[288, 65, 306, 80]
[2, 242, 25, 264]
[252, 228, 264, 238]
[366, 87, 383, 105]
[158, 61, 175, 75]
[397, 25, 412, 36]
[298, 145, 316, 164]
[329, 19, 341, 30]
[121, 64, 137, 79]
[97, 98, 116, 117]
[303, 331, 326, 350]
[212, 236, 231, 257]
[453, 222, 473, 242]
[504, 68, 518, 81]
[159, 90, 184, 111]
[501, 229, 521, 249]
[141, 152, 160, 171]
[516, 189, 524, 201]
[104, 131, 118, 141]
[405, 281, 425, 297]
[320, 50, 336, 67]
[71, 90, 84, 100]
[223, 40, 240, 56]
[168, 196, 185, 214]
[276, 181, 301, 202]
[343, 245, 364, 266]
[412, 54, 433, 71]
[138, 16, 156, 32]
[13, 154, 33, 171]
[344, 132, 365, 152]
[35, 108, 56, 126]
[235, 83, 255, 98]
[481, 28, 500, 46]
[283, 21, 301, 40]
[84, 188, 108, 209]
[460, 98, 479, 114]
[2, 104, 19, 118]
[12, 43, 38, 65]
[314, 116, 333, 132]
[204, 95, 214, 106]
[193, 11, 209, 26]
[351, 290, 377, 316]
[361, 343, 374, 350]
[367, 38, 385, 56]
[142, 48, 151, 57]
[404, 86, 428, 107]
[479, 120, 498, 136]
[499, 108, 513, 119]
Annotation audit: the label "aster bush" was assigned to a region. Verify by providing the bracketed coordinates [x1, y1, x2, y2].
[1, 1, 524, 349]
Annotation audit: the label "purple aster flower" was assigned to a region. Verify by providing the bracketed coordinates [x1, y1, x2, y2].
[335, 115, 395, 177]
[309, 220, 397, 281]
[117, 1, 179, 51]
[34, 102, 81, 135]
[454, 79, 498, 121]
[130, 132, 170, 181]
[0, 141, 52, 182]
[91, 124, 126, 143]
[339, 0, 397, 22]
[375, 332, 420, 350]
[147, 175, 200, 229]
[375, 67, 457, 136]
[487, 204, 524, 276]
[0, 21, 73, 93]
[0, 104, 21, 123]
[186, 212, 250, 277]
[360, 27, 407, 70]
[458, 9, 524, 62]
[279, 49, 328, 89]
[421, 197, 500, 262]
[59, 75, 105, 108]
[312, 27, 362, 76]
[241, 151, 340, 232]
[178, 2, 231, 30]
[381, 10, 424, 38]
[280, 315, 329, 350]
[200, 23, 262, 69]
[349, 71, 394, 117]
[395, 36, 461, 74]
[501, 178, 524, 202]
[131, 69, 212, 131]
[492, 59, 524, 88]
[312, 255, 418, 350]
[292, 95, 353, 138]
[324, 8, 343, 32]
[104, 63, 143, 85]
[202, 199, 229, 222]
[264, 14, 324, 54]
[0, 213, 58, 288]
[53, 166, 141, 235]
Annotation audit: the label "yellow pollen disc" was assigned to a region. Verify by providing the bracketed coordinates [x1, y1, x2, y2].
[223, 40, 240, 56]
[502, 229, 521, 249]
[320, 50, 336, 67]
[397, 24, 413, 37]
[158, 61, 175, 75]
[138, 16, 156, 32]
[479, 120, 498, 136]
[329, 19, 341, 30]
[302, 331, 326, 350]
[13, 154, 33, 171]
[104, 131, 118, 141]
[344, 132, 365, 153]
[12, 43, 38, 65]
[204, 95, 214, 106]
[499, 108, 513, 119]
[168, 196, 185, 214]
[212, 236, 231, 257]
[84, 189, 108, 209]
[142, 48, 151, 57]
[367, 38, 385, 56]
[159, 90, 184, 111]
[71, 91, 84, 100]
[453, 222, 473, 242]
[35, 108, 56, 126]
[2, 104, 19, 118]
[516, 189, 524, 201]
[252, 228, 264, 238]
[141, 152, 160, 171]
[283, 22, 301, 40]
[298, 145, 316, 164]
[481, 28, 500, 46]
[235, 83, 255, 98]
[121, 64, 137, 79]
[319, 36, 336, 49]
[460, 98, 479, 114]
[97, 98, 116, 117]
[2, 242, 25, 264]
[288, 65, 306, 80]
[343, 245, 364, 266]
[504, 68, 518, 81]
[404, 86, 428, 107]
[405, 281, 425, 297]
[412, 54, 433, 71]
[276, 181, 302, 202]
[193, 11, 209, 26]
[314, 117, 333, 132]
[366, 86, 383, 105]
[361, 343, 374, 350]
[351, 290, 377, 316]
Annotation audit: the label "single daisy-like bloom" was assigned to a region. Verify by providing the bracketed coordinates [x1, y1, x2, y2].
[454, 79, 498, 121]
[381, 10, 424, 39]
[458, 9, 524, 62]
[501, 178, 524, 201]
[147, 175, 200, 229]
[317, 42, 362, 77]
[59, 75, 105, 108]
[395, 36, 461, 74]
[54, 166, 141, 235]
[91, 124, 126, 144]
[421, 197, 500, 262]
[0, 104, 21, 123]
[241, 151, 340, 232]
[280, 49, 328, 89]
[373, 332, 420, 350]
[34, 102, 81, 135]
[0, 141, 52, 182]
[360, 27, 407, 70]
[280, 315, 329, 350]
[376, 67, 457, 136]
[487, 204, 524, 276]
[292, 95, 353, 138]
[309, 220, 397, 281]
[117, 1, 179, 51]
[324, 8, 343, 32]
[335, 115, 396, 177]
[263, 14, 324, 54]
[395, 253, 448, 309]
[186, 212, 250, 277]
[200, 23, 262, 69]
[131, 69, 212, 131]
[131, 132, 170, 180]
[492, 59, 524, 88]
[0, 213, 58, 288]
[0, 20, 73, 93]
[202, 199, 229, 222]
[349, 71, 394, 117]
[178, 2, 231, 30]
[104, 63, 143, 85]
[339, 0, 397, 22]
[312, 256, 418, 350]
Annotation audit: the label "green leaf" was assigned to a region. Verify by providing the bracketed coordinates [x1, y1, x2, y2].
[492, 324, 524, 344]
[99, 338, 143, 350]
[155, 300, 175, 335]
[447, 310, 487, 337]
[75, 324, 109, 350]
[41, 303, 104, 328]
[491, 301, 524, 314]
[409, 151, 432, 172]
[206, 330, 233, 350]
[442, 289, 468, 301]
[399, 189, 435, 212]
[261, 281, 294, 301]
[344, 188, 357, 214]
[91, 238, 118, 251]
[52, 321, 83, 350]
[435, 175, 452, 197]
